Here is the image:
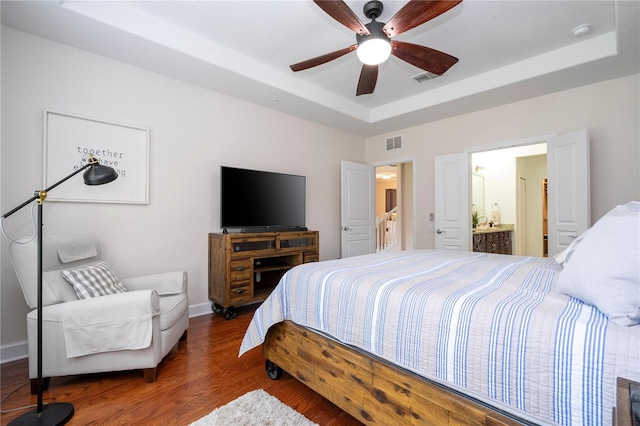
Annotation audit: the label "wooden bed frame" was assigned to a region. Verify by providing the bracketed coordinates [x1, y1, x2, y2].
[263, 320, 526, 426]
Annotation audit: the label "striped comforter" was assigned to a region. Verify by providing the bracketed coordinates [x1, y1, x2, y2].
[240, 250, 640, 425]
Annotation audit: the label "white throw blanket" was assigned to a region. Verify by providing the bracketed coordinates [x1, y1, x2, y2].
[61, 290, 159, 358]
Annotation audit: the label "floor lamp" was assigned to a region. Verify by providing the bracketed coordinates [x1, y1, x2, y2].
[2, 155, 118, 426]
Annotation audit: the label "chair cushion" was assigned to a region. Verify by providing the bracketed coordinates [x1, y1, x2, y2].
[159, 293, 188, 331]
[50, 234, 98, 263]
[61, 261, 127, 299]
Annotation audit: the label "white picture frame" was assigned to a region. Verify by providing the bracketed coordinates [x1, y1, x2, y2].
[44, 110, 149, 204]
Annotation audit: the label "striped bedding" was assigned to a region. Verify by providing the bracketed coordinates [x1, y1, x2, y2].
[240, 250, 640, 426]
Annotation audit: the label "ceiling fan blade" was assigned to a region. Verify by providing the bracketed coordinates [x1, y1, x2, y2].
[290, 45, 357, 72]
[391, 40, 458, 75]
[313, 0, 370, 35]
[356, 64, 378, 96]
[382, 0, 462, 38]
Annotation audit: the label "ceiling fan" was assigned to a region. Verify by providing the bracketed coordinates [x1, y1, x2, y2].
[290, 0, 463, 96]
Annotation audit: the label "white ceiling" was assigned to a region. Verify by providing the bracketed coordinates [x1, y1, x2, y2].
[376, 164, 398, 180]
[2, 0, 638, 137]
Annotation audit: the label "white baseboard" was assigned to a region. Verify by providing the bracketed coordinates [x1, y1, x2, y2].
[188, 302, 214, 318]
[1, 340, 28, 364]
[1, 304, 215, 364]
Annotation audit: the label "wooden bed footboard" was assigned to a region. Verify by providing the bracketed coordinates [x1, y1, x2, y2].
[263, 321, 524, 426]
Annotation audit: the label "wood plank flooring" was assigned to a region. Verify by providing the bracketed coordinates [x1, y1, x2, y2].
[1, 305, 362, 425]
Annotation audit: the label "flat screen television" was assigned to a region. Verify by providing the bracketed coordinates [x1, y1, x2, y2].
[220, 166, 306, 232]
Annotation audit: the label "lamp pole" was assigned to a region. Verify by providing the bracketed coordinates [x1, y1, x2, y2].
[2, 155, 117, 426]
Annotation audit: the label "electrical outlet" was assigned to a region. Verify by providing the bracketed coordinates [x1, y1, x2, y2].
[429, 213, 434, 221]
[429, 225, 435, 233]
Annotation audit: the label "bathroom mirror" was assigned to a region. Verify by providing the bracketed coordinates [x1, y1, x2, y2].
[472, 173, 484, 215]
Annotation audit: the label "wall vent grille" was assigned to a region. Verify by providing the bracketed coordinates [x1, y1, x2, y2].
[386, 136, 402, 151]
[412, 71, 440, 83]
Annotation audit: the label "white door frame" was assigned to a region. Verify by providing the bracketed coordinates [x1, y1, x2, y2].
[466, 134, 556, 252]
[466, 134, 558, 155]
[466, 131, 590, 256]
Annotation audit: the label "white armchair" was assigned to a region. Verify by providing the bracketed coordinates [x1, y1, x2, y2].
[9, 234, 188, 393]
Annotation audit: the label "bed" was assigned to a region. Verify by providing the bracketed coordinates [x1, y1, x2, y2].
[239, 202, 640, 426]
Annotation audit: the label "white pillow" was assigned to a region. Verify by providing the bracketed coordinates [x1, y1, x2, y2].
[553, 228, 590, 266]
[556, 201, 640, 326]
[60, 261, 127, 299]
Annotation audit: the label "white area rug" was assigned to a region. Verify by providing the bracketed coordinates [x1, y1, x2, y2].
[189, 389, 319, 426]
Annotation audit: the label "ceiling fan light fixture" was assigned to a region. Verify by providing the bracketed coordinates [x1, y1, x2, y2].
[292, 0, 463, 96]
[357, 38, 391, 65]
[356, 19, 391, 65]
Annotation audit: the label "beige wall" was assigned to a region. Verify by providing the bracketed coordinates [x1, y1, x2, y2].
[0, 27, 365, 355]
[365, 74, 640, 249]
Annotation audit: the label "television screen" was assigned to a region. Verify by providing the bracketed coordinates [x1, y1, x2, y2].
[220, 166, 306, 231]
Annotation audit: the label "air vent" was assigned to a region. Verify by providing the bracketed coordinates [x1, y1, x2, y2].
[385, 136, 402, 151]
[412, 71, 440, 83]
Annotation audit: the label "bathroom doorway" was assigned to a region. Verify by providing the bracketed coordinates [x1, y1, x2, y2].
[471, 143, 547, 256]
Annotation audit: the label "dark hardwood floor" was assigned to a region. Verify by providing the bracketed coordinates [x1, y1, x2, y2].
[1, 305, 362, 425]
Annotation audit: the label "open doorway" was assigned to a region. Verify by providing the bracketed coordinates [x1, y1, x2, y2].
[471, 143, 547, 256]
[436, 130, 588, 256]
[375, 162, 414, 252]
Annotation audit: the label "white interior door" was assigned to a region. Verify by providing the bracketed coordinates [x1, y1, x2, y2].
[547, 129, 590, 256]
[341, 161, 375, 258]
[434, 153, 470, 251]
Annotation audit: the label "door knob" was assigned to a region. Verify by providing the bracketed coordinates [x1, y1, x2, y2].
[436, 229, 443, 234]
[342, 226, 352, 231]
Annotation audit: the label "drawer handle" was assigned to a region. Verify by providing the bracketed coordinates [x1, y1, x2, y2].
[236, 266, 245, 271]
[235, 289, 246, 294]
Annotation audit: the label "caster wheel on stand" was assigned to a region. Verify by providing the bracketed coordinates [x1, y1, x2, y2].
[223, 306, 237, 320]
[212, 303, 236, 320]
[265, 360, 283, 380]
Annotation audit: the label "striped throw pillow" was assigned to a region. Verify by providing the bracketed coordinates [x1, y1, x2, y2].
[60, 261, 127, 299]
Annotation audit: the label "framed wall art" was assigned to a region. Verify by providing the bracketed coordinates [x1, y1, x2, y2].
[44, 110, 149, 204]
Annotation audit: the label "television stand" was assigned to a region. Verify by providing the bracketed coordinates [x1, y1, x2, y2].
[208, 230, 319, 319]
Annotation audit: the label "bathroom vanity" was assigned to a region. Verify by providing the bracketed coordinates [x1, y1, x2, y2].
[472, 225, 513, 255]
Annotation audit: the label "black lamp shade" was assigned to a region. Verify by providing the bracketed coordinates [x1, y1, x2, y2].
[83, 164, 118, 185]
